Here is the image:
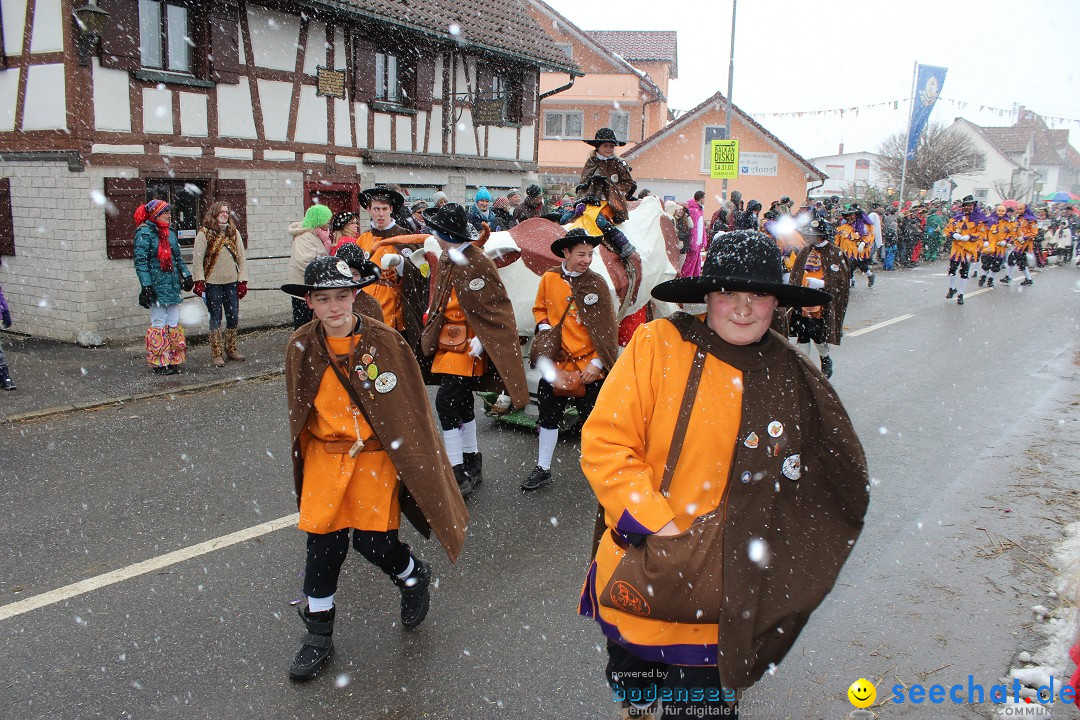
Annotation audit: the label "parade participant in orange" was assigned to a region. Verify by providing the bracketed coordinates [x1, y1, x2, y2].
[523, 229, 618, 491]
[944, 195, 987, 305]
[1001, 202, 1037, 286]
[979, 204, 1015, 288]
[786, 219, 850, 378]
[579, 231, 868, 719]
[576, 128, 636, 225]
[281, 256, 467, 682]
[421, 203, 529, 498]
[835, 205, 876, 289]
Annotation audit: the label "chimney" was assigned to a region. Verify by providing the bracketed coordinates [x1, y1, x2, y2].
[838, 142, 844, 155]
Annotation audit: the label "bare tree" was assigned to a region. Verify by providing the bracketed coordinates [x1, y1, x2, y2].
[991, 175, 1033, 202]
[877, 122, 986, 200]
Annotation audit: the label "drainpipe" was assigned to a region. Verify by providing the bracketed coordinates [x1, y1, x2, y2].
[539, 74, 577, 101]
[640, 93, 662, 142]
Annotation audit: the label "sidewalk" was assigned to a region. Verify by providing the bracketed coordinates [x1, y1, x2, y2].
[0, 325, 294, 423]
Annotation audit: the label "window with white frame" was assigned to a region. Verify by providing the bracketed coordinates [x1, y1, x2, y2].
[825, 164, 845, 181]
[854, 159, 870, 181]
[544, 110, 584, 140]
[375, 51, 400, 102]
[610, 111, 630, 143]
[139, 0, 192, 73]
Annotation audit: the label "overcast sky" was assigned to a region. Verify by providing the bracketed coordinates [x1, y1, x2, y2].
[544, 0, 1080, 160]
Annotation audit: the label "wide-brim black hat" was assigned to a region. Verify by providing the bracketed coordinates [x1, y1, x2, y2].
[281, 255, 370, 297]
[584, 127, 626, 148]
[551, 228, 603, 257]
[360, 186, 405, 211]
[332, 243, 382, 287]
[802, 219, 832, 239]
[423, 203, 473, 243]
[651, 231, 832, 308]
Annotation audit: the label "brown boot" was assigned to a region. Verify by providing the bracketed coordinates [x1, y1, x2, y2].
[224, 329, 246, 362]
[209, 329, 225, 368]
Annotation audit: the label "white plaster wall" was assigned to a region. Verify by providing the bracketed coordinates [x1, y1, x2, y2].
[455, 110, 477, 155]
[216, 81, 257, 138]
[333, 99, 351, 147]
[2, 2, 26, 56]
[373, 114, 392, 151]
[302, 22, 326, 75]
[258, 80, 293, 141]
[248, 7, 301, 72]
[395, 115, 412, 152]
[426, 107, 442, 154]
[519, 123, 535, 162]
[0, 69, 19, 131]
[294, 86, 327, 144]
[179, 93, 208, 137]
[487, 125, 516, 160]
[142, 87, 173, 134]
[432, 56, 444, 98]
[22, 64, 67, 131]
[355, 103, 368, 149]
[30, 0, 63, 53]
[92, 60, 131, 132]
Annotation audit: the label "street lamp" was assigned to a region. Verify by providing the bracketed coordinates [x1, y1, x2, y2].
[72, 2, 110, 67]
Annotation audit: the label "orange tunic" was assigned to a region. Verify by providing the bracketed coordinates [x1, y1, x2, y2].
[531, 271, 600, 372]
[835, 223, 873, 259]
[984, 218, 1016, 258]
[431, 287, 487, 377]
[357, 230, 406, 331]
[298, 333, 401, 534]
[945, 215, 984, 262]
[1015, 217, 1037, 253]
[800, 248, 826, 319]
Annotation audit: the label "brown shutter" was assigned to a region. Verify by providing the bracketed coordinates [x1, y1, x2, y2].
[104, 178, 146, 260]
[474, 60, 491, 101]
[0, 179, 14, 256]
[413, 54, 435, 111]
[519, 69, 538, 122]
[99, 0, 142, 72]
[351, 35, 376, 103]
[208, 1, 241, 84]
[213, 179, 247, 246]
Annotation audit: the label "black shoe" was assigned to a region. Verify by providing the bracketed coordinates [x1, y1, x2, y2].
[453, 464, 474, 500]
[946, 288, 956, 299]
[987, 277, 994, 288]
[820, 356, 833, 379]
[1020, 278, 1033, 286]
[957, 294, 964, 305]
[867, 274, 875, 288]
[1000, 276, 1011, 285]
[978, 275, 986, 287]
[521, 465, 553, 491]
[394, 559, 431, 630]
[152, 365, 179, 376]
[289, 607, 335, 681]
[463, 451, 483, 488]
[0, 365, 14, 391]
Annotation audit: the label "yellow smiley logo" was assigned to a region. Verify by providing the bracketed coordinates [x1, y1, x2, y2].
[847, 678, 876, 708]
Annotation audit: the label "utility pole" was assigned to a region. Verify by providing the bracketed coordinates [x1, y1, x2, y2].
[721, 0, 737, 201]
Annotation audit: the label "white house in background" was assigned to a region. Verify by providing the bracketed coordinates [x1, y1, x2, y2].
[0, 0, 577, 342]
[807, 149, 888, 199]
[987, 108, 1080, 197]
[944, 118, 1039, 205]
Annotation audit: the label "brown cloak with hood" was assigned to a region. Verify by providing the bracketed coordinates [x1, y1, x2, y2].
[537, 266, 619, 370]
[286, 315, 468, 562]
[426, 244, 530, 410]
[578, 155, 635, 223]
[358, 225, 429, 354]
[788, 241, 850, 345]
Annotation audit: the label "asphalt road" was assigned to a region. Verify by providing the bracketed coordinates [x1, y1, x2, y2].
[1, 262, 1078, 720]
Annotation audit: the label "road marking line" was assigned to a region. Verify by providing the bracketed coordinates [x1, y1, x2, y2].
[847, 314, 914, 338]
[964, 288, 991, 298]
[0, 512, 299, 622]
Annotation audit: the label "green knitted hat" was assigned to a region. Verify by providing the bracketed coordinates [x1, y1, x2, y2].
[301, 204, 333, 229]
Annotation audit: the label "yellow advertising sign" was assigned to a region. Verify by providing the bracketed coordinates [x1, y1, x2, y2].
[710, 139, 739, 179]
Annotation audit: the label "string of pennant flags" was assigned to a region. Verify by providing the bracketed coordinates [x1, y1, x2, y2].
[749, 97, 1080, 127]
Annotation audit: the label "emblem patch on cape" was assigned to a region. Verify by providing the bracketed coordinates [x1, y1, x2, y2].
[743, 432, 759, 449]
[583, 293, 599, 306]
[419, 262, 430, 278]
[361, 353, 374, 366]
[401, 248, 412, 257]
[609, 174, 620, 184]
[366, 364, 379, 380]
[830, 264, 840, 272]
[374, 372, 397, 394]
[468, 278, 486, 291]
[740, 471, 752, 484]
[335, 260, 351, 277]
[768, 421, 783, 438]
[782, 454, 801, 480]
[609, 580, 650, 617]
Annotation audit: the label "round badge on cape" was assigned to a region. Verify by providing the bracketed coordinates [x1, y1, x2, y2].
[583, 293, 599, 306]
[610, 174, 619, 183]
[740, 471, 752, 484]
[419, 262, 431, 278]
[401, 248, 412, 257]
[782, 454, 801, 481]
[335, 260, 351, 277]
[767, 421, 783, 438]
[374, 372, 397, 394]
[468, 278, 486, 291]
[830, 263, 840, 271]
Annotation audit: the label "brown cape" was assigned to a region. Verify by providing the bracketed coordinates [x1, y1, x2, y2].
[541, 266, 619, 370]
[577, 154, 635, 223]
[285, 316, 468, 563]
[363, 225, 429, 355]
[427, 244, 530, 410]
[353, 290, 384, 322]
[788, 241, 850, 345]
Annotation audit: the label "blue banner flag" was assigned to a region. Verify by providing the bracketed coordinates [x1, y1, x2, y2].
[907, 64, 947, 160]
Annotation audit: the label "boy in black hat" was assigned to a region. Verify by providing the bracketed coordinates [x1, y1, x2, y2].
[576, 127, 637, 225]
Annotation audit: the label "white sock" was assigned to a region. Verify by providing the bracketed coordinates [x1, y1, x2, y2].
[1023, 267, 1032, 280]
[307, 594, 334, 612]
[461, 420, 478, 454]
[537, 427, 559, 470]
[949, 274, 957, 290]
[815, 341, 830, 358]
[957, 276, 968, 294]
[396, 557, 415, 580]
[443, 428, 463, 466]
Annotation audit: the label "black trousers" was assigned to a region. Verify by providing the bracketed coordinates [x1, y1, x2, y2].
[303, 528, 412, 598]
[848, 258, 871, 276]
[981, 255, 1004, 273]
[1007, 249, 1029, 270]
[435, 374, 476, 431]
[536, 376, 604, 430]
[790, 313, 827, 345]
[291, 297, 313, 329]
[947, 259, 971, 278]
[606, 641, 738, 718]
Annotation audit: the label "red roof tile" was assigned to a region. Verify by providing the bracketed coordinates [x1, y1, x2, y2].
[589, 30, 678, 78]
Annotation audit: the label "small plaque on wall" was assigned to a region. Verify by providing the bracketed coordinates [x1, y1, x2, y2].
[472, 100, 504, 125]
[316, 67, 346, 99]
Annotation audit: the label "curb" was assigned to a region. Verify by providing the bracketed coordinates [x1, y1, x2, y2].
[1, 368, 285, 425]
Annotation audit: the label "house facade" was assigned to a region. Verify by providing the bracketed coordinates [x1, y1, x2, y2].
[0, 0, 575, 342]
[945, 118, 1039, 206]
[807, 150, 888, 200]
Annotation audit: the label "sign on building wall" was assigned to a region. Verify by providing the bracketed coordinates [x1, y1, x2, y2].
[739, 152, 778, 177]
[316, 67, 347, 99]
[710, 140, 739, 179]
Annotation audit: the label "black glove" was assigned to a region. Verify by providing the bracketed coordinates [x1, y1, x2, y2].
[1, 310, 11, 328]
[181, 275, 195, 292]
[138, 286, 157, 309]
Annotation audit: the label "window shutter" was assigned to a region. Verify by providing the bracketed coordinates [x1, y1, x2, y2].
[351, 35, 376, 103]
[519, 70, 538, 122]
[104, 178, 146, 260]
[213, 179, 248, 246]
[0, 179, 14, 256]
[99, 0, 142, 72]
[413, 54, 435, 111]
[474, 60, 492, 102]
[208, 1, 241, 84]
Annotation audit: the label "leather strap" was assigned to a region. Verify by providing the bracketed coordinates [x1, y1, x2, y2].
[659, 347, 706, 496]
[316, 321, 379, 436]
